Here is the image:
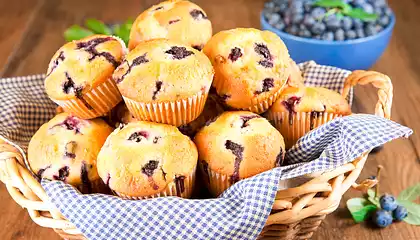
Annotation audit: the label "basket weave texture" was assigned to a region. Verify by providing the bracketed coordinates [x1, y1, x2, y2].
[0, 70, 393, 240]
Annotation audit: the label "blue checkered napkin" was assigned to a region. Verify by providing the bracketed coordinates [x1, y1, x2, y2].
[42, 168, 282, 240]
[0, 74, 54, 150]
[299, 61, 353, 104]
[41, 114, 412, 240]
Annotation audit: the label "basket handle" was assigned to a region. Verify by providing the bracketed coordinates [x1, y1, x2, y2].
[342, 70, 393, 119]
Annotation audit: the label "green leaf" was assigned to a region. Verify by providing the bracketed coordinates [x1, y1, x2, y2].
[347, 198, 378, 223]
[397, 183, 420, 202]
[404, 213, 420, 225]
[367, 188, 380, 207]
[85, 19, 112, 35]
[336, 12, 344, 19]
[314, 0, 350, 10]
[64, 25, 94, 42]
[113, 24, 130, 46]
[345, 8, 378, 21]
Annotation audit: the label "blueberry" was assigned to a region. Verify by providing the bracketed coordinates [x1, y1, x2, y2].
[264, 11, 273, 21]
[325, 15, 341, 31]
[378, 16, 390, 27]
[277, 3, 288, 13]
[375, 24, 384, 32]
[353, 0, 367, 7]
[370, 0, 387, 8]
[393, 205, 408, 221]
[268, 13, 281, 25]
[299, 28, 312, 38]
[365, 24, 378, 36]
[311, 22, 326, 35]
[380, 194, 398, 211]
[353, 19, 364, 29]
[335, 29, 345, 41]
[384, 7, 393, 16]
[313, 35, 322, 40]
[303, 16, 316, 28]
[321, 31, 334, 41]
[264, 1, 275, 9]
[374, 7, 383, 16]
[346, 30, 357, 40]
[286, 25, 299, 35]
[342, 16, 353, 31]
[303, 0, 313, 12]
[291, 13, 304, 24]
[283, 11, 292, 25]
[373, 209, 393, 228]
[290, 1, 304, 14]
[311, 7, 326, 19]
[274, 22, 285, 30]
[361, 3, 374, 14]
[356, 28, 365, 38]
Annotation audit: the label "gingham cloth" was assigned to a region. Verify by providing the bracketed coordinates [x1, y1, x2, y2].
[0, 61, 412, 240]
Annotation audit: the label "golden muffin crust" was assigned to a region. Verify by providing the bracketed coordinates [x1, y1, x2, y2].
[287, 59, 304, 88]
[270, 86, 352, 115]
[45, 35, 126, 101]
[113, 39, 214, 102]
[129, 0, 212, 50]
[97, 121, 198, 197]
[194, 111, 285, 182]
[202, 28, 290, 110]
[28, 113, 113, 192]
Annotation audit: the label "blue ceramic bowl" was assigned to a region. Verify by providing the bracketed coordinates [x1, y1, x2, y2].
[260, 13, 395, 70]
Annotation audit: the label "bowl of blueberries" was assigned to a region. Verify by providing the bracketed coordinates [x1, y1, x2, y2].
[261, 0, 395, 70]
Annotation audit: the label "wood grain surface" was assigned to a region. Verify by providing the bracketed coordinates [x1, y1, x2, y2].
[0, 0, 419, 239]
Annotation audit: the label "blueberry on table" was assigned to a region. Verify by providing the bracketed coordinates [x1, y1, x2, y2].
[380, 194, 398, 211]
[393, 205, 408, 221]
[373, 209, 393, 228]
[342, 16, 353, 31]
[335, 29, 345, 41]
[311, 22, 326, 35]
[311, 7, 326, 19]
[346, 30, 357, 40]
[321, 32, 334, 41]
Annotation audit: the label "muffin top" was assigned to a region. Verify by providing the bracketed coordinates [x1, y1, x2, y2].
[27, 113, 113, 191]
[97, 121, 198, 197]
[202, 28, 290, 109]
[178, 95, 225, 137]
[129, 0, 212, 51]
[270, 86, 352, 115]
[45, 35, 126, 100]
[113, 39, 214, 102]
[287, 59, 304, 88]
[194, 111, 285, 182]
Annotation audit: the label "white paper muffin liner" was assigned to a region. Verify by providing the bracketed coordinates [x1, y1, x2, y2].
[53, 77, 122, 119]
[123, 91, 208, 127]
[266, 111, 342, 149]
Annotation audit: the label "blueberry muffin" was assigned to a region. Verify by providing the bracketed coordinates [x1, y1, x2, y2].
[129, 0, 212, 51]
[97, 121, 197, 199]
[113, 39, 214, 126]
[266, 86, 352, 149]
[27, 113, 113, 193]
[194, 111, 285, 196]
[178, 96, 224, 138]
[202, 28, 290, 113]
[45, 35, 127, 119]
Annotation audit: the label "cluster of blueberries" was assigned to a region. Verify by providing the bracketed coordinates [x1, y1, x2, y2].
[263, 0, 393, 41]
[373, 194, 408, 227]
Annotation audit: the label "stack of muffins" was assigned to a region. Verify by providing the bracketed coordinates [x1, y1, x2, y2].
[28, 0, 351, 198]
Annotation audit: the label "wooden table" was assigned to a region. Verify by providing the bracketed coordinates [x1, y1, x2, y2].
[0, 0, 419, 239]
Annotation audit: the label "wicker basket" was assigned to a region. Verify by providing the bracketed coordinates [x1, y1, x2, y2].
[0, 70, 393, 240]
